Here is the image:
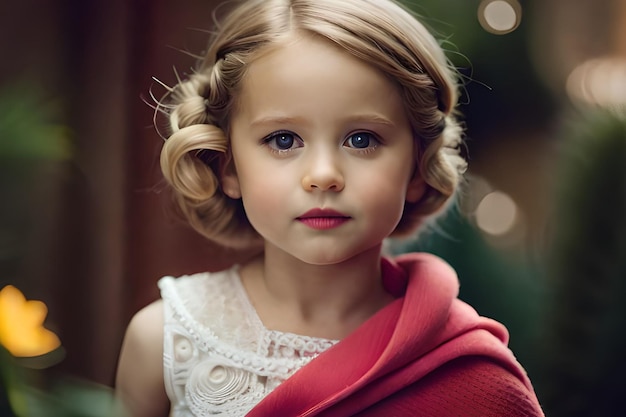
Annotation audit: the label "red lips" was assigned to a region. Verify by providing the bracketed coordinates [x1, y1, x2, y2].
[297, 208, 351, 230]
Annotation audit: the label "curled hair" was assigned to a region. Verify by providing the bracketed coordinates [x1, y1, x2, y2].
[158, 0, 467, 247]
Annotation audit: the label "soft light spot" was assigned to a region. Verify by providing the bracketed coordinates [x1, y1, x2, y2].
[478, 0, 522, 34]
[566, 57, 626, 111]
[475, 191, 518, 236]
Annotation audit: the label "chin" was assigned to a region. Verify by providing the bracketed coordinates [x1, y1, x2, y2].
[295, 247, 377, 266]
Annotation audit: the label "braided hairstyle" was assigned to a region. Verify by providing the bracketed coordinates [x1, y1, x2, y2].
[158, 0, 467, 249]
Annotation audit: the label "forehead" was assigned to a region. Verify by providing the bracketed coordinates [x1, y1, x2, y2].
[232, 33, 407, 126]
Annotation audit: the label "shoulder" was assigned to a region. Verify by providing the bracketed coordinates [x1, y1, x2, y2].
[364, 356, 544, 417]
[124, 300, 164, 349]
[115, 300, 169, 417]
[357, 356, 544, 417]
[158, 268, 237, 301]
[416, 356, 544, 416]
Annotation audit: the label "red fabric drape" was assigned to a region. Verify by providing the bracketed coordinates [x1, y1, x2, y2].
[248, 254, 541, 416]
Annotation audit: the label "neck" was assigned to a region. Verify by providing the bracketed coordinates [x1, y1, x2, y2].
[239, 244, 395, 339]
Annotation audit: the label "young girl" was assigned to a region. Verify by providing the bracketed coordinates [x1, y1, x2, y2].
[116, 0, 544, 415]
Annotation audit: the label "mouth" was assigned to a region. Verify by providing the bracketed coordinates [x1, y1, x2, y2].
[296, 208, 351, 230]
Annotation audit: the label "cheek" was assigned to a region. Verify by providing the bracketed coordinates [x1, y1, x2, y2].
[356, 168, 411, 215]
[236, 169, 286, 219]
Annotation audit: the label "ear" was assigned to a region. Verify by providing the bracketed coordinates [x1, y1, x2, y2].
[219, 154, 242, 199]
[222, 174, 241, 199]
[405, 171, 427, 203]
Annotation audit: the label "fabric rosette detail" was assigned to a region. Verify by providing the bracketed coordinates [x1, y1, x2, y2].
[186, 360, 259, 415]
[173, 334, 195, 362]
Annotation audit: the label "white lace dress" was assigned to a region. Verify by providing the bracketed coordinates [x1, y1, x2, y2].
[159, 266, 337, 416]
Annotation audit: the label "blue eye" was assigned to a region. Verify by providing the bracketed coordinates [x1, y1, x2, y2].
[274, 133, 295, 149]
[264, 131, 302, 152]
[345, 132, 378, 149]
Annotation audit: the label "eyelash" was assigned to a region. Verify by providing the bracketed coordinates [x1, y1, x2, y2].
[261, 130, 303, 155]
[344, 132, 380, 153]
[261, 130, 381, 156]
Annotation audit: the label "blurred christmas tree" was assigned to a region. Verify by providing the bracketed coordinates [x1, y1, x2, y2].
[538, 109, 626, 417]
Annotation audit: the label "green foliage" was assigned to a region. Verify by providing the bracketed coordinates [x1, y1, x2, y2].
[1, 345, 126, 417]
[0, 81, 113, 417]
[10, 378, 127, 417]
[539, 110, 626, 417]
[0, 347, 20, 417]
[0, 82, 71, 160]
[0, 80, 73, 285]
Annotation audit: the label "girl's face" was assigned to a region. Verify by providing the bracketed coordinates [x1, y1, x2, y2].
[226, 34, 425, 265]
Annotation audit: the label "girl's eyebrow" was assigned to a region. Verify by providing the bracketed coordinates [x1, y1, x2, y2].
[249, 115, 309, 128]
[347, 114, 397, 127]
[249, 114, 397, 128]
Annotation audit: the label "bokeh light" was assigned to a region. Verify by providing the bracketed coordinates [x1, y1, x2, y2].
[475, 191, 519, 236]
[478, 0, 522, 35]
[566, 56, 626, 112]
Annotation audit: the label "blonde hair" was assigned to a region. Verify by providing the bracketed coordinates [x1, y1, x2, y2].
[158, 0, 467, 248]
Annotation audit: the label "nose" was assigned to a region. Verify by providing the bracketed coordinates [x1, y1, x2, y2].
[301, 151, 345, 192]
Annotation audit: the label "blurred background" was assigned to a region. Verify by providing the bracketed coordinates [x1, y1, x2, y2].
[0, 0, 624, 415]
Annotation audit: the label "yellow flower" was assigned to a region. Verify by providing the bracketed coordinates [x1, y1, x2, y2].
[0, 285, 61, 357]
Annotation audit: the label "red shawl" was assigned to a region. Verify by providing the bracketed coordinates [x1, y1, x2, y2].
[247, 253, 544, 416]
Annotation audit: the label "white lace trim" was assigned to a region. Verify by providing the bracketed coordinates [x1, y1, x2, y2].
[159, 267, 337, 416]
